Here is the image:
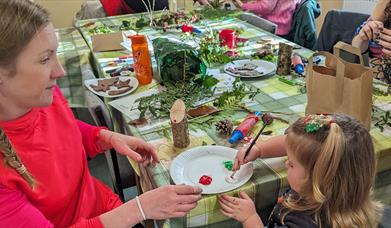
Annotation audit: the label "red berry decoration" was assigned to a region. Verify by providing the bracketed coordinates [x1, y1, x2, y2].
[199, 175, 212, 185]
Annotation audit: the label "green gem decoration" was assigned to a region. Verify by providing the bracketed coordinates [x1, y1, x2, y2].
[305, 123, 321, 133]
[223, 160, 233, 171]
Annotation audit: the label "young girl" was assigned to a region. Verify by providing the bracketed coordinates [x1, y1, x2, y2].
[219, 114, 383, 227]
[232, 0, 301, 36]
[352, 0, 391, 57]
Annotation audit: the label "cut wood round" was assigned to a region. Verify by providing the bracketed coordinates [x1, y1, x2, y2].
[170, 99, 190, 148]
[277, 42, 293, 75]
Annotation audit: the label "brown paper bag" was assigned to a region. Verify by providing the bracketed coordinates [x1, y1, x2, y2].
[305, 42, 373, 129]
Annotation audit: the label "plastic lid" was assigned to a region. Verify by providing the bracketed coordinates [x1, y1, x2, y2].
[295, 64, 304, 75]
[229, 130, 244, 144]
[128, 34, 147, 45]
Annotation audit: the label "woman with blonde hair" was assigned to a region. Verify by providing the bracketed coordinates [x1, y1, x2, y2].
[219, 114, 383, 227]
[352, 0, 391, 57]
[0, 0, 202, 227]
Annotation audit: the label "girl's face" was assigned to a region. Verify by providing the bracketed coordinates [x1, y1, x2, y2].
[0, 23, 65, 119]
[285, 148, 307, 194]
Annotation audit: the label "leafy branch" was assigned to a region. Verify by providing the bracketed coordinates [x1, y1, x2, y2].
[136, 80, 215, 119]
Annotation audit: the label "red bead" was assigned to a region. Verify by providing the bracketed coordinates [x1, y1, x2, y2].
[199, 175, 212, 185]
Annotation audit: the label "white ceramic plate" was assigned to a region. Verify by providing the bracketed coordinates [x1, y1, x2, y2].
[224, 59, 276, 78]
[170, 145, 253, 194]
[84, 76, 138, 98]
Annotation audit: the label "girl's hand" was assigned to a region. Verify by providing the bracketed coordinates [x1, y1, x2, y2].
[379, 27, 391, 57]
[139, 185, 202, 219]
[218, 192, 262, 225]
[358, 20, 383, 41]
[233, 143, 261, 171]
[101, 130, 159, 166]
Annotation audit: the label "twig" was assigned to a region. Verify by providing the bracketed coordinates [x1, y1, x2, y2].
[141, 0, 154, 26]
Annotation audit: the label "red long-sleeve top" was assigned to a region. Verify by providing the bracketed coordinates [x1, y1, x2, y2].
[101, 0, 133, 16]
[0, 87, 122, 227]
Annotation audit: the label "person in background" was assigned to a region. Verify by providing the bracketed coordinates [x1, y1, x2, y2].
[352, 0, 391, 57]
[0, 1, 202, 227]
[219, 114, 383, 227]
[231, 0, 301, 36]
[101, 0, 210, 16]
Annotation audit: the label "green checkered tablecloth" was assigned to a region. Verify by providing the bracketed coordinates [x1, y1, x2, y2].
[76, 13, 391, 228]
[56, 27, 95, 107]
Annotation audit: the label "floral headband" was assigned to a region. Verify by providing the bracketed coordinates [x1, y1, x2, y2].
[304, 114, 335, 133]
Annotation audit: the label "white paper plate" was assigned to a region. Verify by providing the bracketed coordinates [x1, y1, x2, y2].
[170, 145, 253, 194]
[84, 76, 138, 98]
[224, 59, 276, 78]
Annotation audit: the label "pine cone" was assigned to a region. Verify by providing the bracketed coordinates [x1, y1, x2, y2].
[215, 119, 233, 135]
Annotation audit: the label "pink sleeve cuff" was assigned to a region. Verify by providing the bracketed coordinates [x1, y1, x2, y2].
[77, 120, 108, 158]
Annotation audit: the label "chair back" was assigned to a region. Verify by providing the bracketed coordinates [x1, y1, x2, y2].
[240, 12, 277, 34]
[315, 10, 370, 52]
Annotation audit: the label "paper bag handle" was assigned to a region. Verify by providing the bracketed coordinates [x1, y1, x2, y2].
[333, 41, 365, 66]
[307, 52, 345, 104]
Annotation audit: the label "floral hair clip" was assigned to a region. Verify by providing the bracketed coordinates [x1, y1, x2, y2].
[304, 114, 335, 133]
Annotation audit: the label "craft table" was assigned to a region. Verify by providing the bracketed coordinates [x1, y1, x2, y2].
[75, 12, 391, 228]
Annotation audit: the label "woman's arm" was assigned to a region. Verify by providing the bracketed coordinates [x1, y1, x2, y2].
[0, 186, 54, 228]
[77, 120, 108, 158]
[100, 185, 203, 228]
[233, 0, 277, 15]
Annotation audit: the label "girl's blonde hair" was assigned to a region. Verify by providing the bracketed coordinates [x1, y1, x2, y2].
[0, 0, 50, 188]
[283, 114, 383, 227]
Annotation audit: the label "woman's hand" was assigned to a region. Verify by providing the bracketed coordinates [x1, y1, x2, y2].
[218, 192, 263, 227]
[357, 20, 384, 42]
[379, 27, 391, 57]
[100, 130, 159, 166]
[232, 143, 261, 171]
[139, 185, 203, 219]
[232, 0, 243, 8]
[195, 0, 210, 5]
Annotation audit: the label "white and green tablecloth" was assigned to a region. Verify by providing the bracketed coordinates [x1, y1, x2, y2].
[75, 13, 391, 228]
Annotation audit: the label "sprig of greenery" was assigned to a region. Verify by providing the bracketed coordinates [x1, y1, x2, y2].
[214, 78, 259, 109]
[194, 7, 240, 20]
[374, 110, 391, 132]
[199, 30, 232, 65]
[136, 81, 215, 119]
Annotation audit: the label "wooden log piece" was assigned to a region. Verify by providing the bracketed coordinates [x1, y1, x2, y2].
[277, 42, 293, 76]
[170, 99, 190, 148]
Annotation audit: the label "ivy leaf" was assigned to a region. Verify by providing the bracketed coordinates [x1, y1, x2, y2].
[203, 75, 219, 88]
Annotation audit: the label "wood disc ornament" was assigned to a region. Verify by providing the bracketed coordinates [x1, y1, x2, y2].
[170, 99, 190, 148]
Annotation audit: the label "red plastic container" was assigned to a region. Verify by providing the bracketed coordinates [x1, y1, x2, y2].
[219, 29, 237, 49]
